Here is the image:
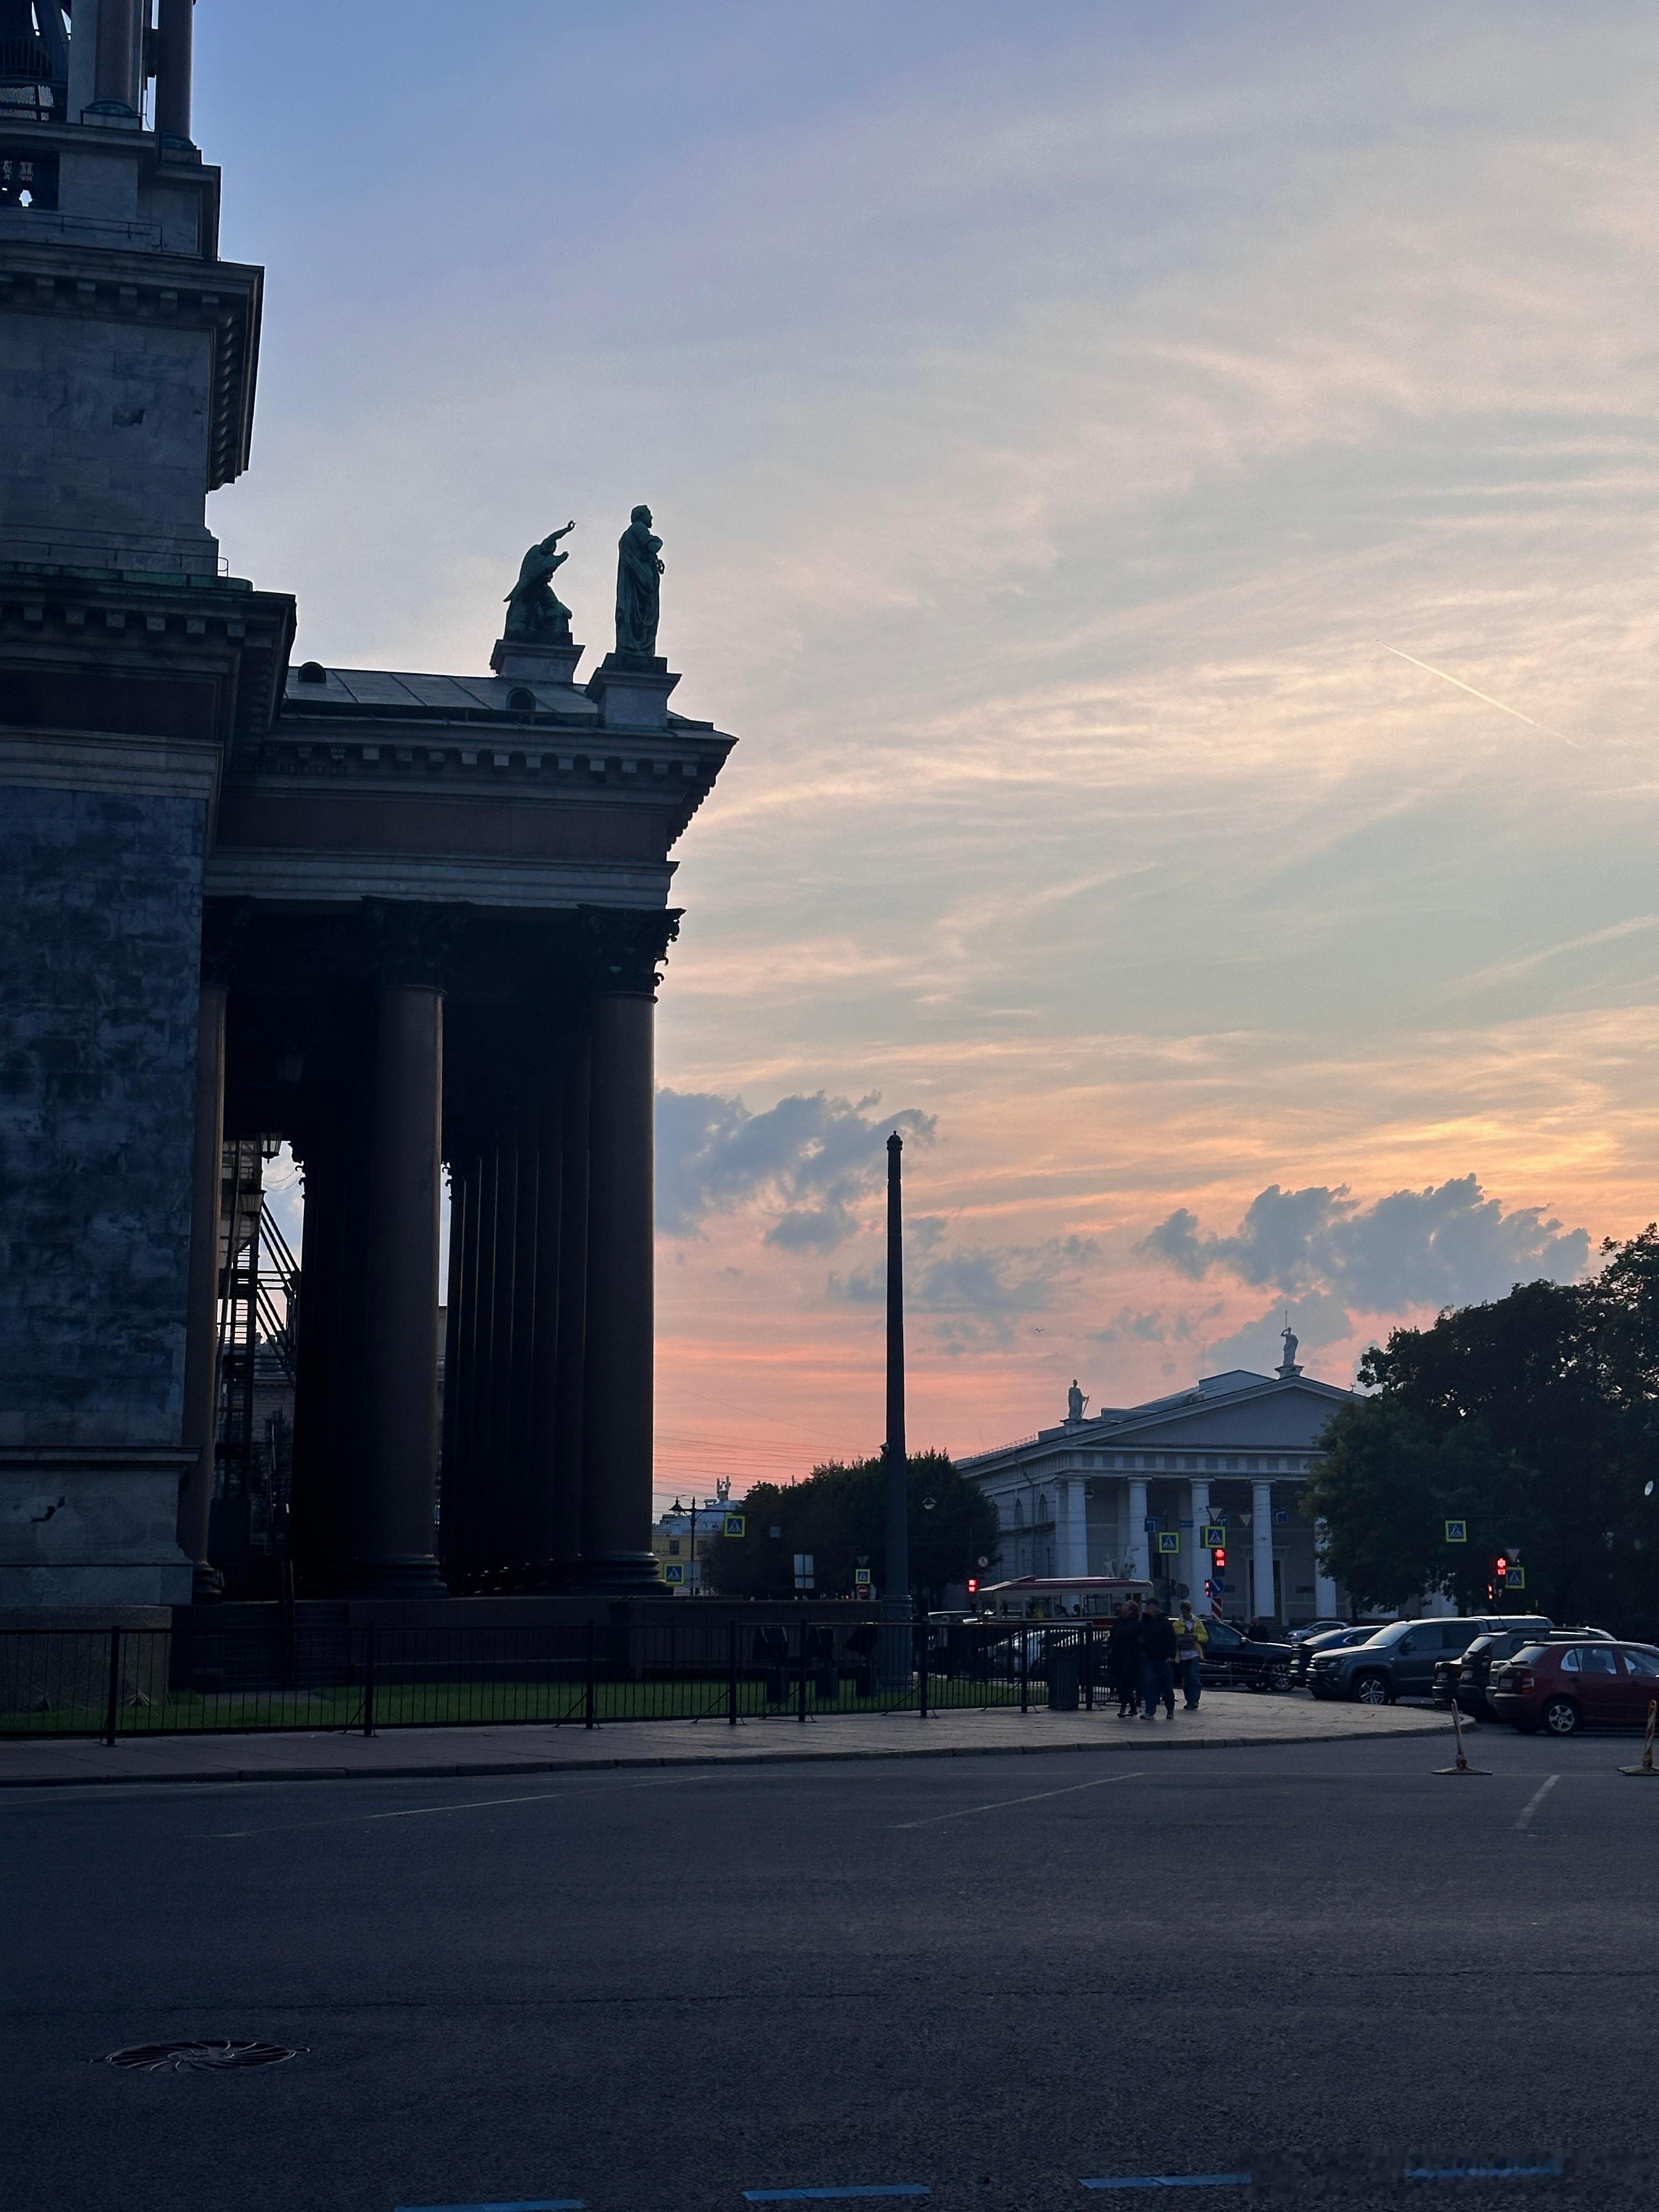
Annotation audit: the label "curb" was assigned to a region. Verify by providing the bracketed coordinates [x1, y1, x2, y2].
[0, 1713, 1455, 1792]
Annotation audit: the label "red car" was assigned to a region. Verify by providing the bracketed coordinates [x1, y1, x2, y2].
[1488, 1639, 1659, 1736]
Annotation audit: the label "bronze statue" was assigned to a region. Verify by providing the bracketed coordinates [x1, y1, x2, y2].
[615, 505, 663, 660]
[504, 521, 576, 641]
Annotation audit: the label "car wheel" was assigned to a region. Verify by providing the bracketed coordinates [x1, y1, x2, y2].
[1543, 1696, 1581, 1737]
[1268, 1662, 1293, 1693]
[1354, 1672, 1392, 1706]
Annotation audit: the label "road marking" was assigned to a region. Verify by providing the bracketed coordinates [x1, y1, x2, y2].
[394, 2200, 583, 2209]
[893, 1769, 1146, 1830]
[198, 1771, 714, 1840]
[742, 2192, 929, 2203]
[1404, 2160, 1563, 2181]
[1082, 2176, 1250, 2192]
[1515, 1774, 1560, 1832]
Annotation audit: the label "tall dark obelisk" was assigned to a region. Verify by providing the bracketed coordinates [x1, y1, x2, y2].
[881, 1130, 911, 1686]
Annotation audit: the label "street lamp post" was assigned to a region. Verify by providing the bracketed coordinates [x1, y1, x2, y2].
[881, 1131, 911, 1690]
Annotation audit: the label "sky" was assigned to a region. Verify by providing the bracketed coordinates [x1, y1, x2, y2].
[210, 2, 1659, 1500]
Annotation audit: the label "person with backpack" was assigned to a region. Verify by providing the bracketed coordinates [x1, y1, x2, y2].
[1173, 1597, 1209, 1709]
[1138, 1596, 1178, 1721]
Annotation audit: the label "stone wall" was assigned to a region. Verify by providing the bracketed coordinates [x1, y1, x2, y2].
[0, 783, 204, 1447]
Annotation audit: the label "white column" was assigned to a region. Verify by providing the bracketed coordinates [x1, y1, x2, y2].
[1128, 1477, 1150, 1582]
[1252, 1480, 1276, 1623]
[1188, 1477, 1211, 1606]
[1314, 1520, 1340, 1619]
[1057, 1477, 1089, 1578]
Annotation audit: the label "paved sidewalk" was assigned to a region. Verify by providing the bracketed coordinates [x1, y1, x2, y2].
[0, 1692, 1455, 1790]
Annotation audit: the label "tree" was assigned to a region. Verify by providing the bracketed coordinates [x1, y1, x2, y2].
[1304, 1230, 1659, 1629]
[699, 1451, 998, 1607]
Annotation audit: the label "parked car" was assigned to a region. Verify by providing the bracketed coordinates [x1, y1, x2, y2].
[1434, 1626, 1614, 1722]
[1198, 1616, 1297, 1692]
[1489, 1639, 1659, 1736]
[1295, 1623, 1385, 1685]
[1307, 1615, 1551, 1705]
[1287, 1618, 1349, 1644]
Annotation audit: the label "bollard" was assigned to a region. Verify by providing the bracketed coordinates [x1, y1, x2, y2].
[1435, 1692, 1489, 1775]
[1620, 1698, 1659, 1776]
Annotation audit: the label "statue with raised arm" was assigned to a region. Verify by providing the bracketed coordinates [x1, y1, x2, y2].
[504, 521, 576, 641]
[614, 505, 664, 660]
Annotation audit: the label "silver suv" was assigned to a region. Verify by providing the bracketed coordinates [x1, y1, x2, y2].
[1307, 1615, 1551, 1705]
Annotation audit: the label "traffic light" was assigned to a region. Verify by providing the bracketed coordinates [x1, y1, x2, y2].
[1495, 1553, 1509, 1589]
[967, 1577, 979, 1596]
[1212, 1543, 1227, 1573]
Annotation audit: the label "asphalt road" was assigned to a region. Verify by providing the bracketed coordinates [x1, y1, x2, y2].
[5, 1730, 1658, 2212]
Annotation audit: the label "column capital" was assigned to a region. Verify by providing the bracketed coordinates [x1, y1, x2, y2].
[363, 901, 467, 990]
[577, 905, 682, 997]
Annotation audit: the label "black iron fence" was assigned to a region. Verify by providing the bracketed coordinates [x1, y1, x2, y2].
[0, 1617, 1124, 1741]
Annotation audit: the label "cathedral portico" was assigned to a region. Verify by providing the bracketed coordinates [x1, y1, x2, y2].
[0, 3, 737, 1606]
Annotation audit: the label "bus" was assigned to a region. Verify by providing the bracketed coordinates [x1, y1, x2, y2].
[973, 1575, 1153, 1622]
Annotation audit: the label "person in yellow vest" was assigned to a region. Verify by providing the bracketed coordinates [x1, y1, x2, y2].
[1174, 1598, 1209, 1711]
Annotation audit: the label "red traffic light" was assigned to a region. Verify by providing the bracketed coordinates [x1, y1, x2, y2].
[1212, 1544, 1227, 1571]
[967, 1577, 979, 1595]
[1495, 1554, 1509, 1584]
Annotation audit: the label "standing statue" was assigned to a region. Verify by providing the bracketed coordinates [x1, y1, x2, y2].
[1067, 1379, 1088, 1424]
[615, 505, 664, 660]
[504, 521, 576, 641]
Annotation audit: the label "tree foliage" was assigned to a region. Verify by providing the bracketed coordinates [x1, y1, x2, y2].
[699, 1449, 997, 1606]
[1305, 1229, 1659, 1627]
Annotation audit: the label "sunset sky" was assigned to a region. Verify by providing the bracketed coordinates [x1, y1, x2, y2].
[215, 2, 1659, 1502]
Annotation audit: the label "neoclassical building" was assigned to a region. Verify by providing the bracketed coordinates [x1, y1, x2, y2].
[0, 4, 735, 1605]
[959, 1339, 1351, 1624]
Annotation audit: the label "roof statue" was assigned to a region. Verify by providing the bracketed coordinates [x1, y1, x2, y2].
[1277, 1322, 1302, 1380]
[616, 505, 664, 661]
[1066, 1378, 1088, 1424]
[503, 521, 576, 642]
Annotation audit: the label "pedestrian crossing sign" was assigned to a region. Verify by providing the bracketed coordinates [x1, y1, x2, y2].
[854, 1567, 872, 1586]
[1505, 1566, 1526, 1590]
[724, 1514, 747, 1537]
[664, 1562, 685, 1584]
[1444, 1519, 1468, 1543]
[1156, 1531, 1181, 1555]
[1201, 1524, 1227, 1549]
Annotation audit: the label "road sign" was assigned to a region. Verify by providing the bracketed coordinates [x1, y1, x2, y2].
[1201, 1524, 1227, 1549]
[855, 1584, 874, 1601]
[1444, 1519, 1468, 1543]
[1143, 1517, 1159, 1533]
[723, 1513, 746, 1538]
[1156, 1531, 1181, 1555]
[664, 1562, 685, 1584]
[854, 1567, 872, 1586]
[1505, 1566, 1526, 1590]
[977, 1555, 990, 1568]
[1273, 1509, 1288, 1525]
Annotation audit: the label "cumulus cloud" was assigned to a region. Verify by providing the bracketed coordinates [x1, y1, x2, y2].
[656, 1087, 934, 1249]
[830, 1233, 1099, 1355]
[1137, 1175, 1589, 1315]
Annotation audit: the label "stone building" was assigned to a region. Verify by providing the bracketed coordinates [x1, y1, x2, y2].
[0, 5, 736, 1606]
[958, 1338, 1351, 1626]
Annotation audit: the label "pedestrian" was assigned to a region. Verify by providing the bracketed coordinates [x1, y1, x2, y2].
[1138, 1596, 1177, 1721]
[1107, 1599, 1142, 1717]
[1174, 1596, 1208, 1710]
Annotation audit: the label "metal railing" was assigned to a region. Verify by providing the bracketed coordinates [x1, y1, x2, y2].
[0, 1618, 1126, 1742]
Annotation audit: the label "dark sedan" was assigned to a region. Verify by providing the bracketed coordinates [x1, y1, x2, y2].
[1199, 1616, 1296, 1692]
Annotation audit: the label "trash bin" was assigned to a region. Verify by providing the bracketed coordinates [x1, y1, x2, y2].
[1048, 1644, 1081, 1712]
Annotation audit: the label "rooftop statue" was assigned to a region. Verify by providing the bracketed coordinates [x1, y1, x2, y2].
[615, 505, 664, 661]
[1067, 1378, 1088, 1424]
[504, 521, 576, 642]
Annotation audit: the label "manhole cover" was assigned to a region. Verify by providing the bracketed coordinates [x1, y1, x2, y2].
[102, 2039, 302, 2073]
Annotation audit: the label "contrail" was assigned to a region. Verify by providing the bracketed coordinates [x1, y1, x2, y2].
[1376, 642, 1580, 749]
